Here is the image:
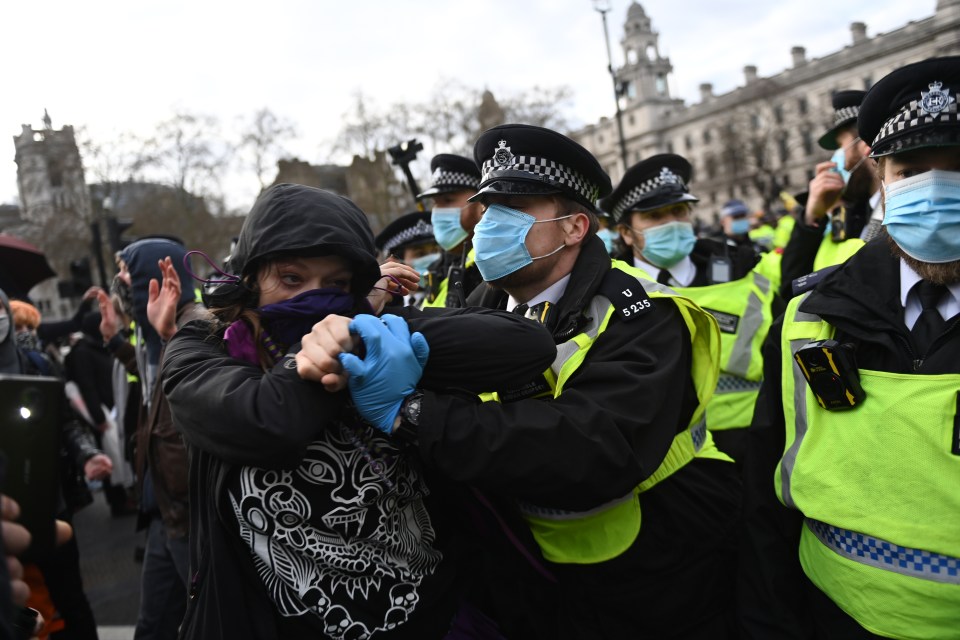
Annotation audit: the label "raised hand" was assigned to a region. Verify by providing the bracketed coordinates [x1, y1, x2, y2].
[147, 256, 182, 341]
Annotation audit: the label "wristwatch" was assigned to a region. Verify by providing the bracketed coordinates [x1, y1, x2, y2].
[394, 390, 424, 444]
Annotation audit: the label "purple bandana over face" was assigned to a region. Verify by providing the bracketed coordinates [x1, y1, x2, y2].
[257, 288, 359, 348]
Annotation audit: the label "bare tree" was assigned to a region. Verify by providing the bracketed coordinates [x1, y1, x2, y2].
[139, 110, 229, 206]
[236, 108, 298, 189]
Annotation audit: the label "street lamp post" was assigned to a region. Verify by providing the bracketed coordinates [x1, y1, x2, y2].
[593, 0, 630, 172]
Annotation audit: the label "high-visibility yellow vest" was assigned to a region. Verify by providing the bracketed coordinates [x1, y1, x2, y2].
[773, 215, 795, 250]
[635, 251, 781, 432]
[486, 260, 728, 565]
[777, 294, 960, 639]
[421, 249, 475, 309]
[749, 224, 776, 251]
[813, 237, 865, 271]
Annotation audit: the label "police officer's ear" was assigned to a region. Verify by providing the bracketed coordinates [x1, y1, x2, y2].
[562, 210, 593, 246]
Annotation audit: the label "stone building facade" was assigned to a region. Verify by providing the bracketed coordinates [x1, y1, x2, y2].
[572, 0, 960, 220]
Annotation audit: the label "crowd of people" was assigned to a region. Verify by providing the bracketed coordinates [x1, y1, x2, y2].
[0, 55, 957, 640]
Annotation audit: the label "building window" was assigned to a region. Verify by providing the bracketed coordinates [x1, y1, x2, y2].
[741, 184, 750, 196]
[801, 129, 813, 156]
[634, 151, 642, 161]
[783, 173, 791, 187]
[627, 49, 638, 65]
[685, 134, 692, 151]
[666, 141, 674, 154]
[728, 186, 736, 199]
[778, 134, 790, 163]
[774, 105, 784, 124]
[806, 168, 816, 182]
[710, 192, 717, 204]
[750, 113, 762, 129]
[798, 96, 809, 115]
[598, 134, 604, 145]
[628, 114, 635, 126]
[656, 73, 667, 96]
[702, 129, 712, 144]
[863, 75, 872, 90]
[705, 156, 717, 180]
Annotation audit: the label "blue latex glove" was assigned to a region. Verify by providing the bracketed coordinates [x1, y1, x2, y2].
[339, 314, 430, 433]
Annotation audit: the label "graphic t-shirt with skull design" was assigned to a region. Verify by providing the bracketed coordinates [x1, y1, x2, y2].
[227, 420, 444, 639]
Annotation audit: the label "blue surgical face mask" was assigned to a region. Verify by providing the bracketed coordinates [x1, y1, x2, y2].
[638, 221, 697, 268]
[473, 204, 571, 281]
[730, 217, 750, 235]
[883, 169, 960, 264]
[830, 148, 852, 185]
[596, 228, 617, 254]
[431, 207, 469, 251]
[410, 252, 440, 287]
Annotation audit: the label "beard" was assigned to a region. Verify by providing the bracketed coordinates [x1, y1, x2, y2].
[886, 232, 960, 286]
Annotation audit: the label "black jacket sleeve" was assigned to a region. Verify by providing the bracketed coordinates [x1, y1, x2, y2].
[397, 306, 557, 392]
[416, 299, 698, 511]
[162, 321, 345, 470]
[738, 316, 811, 639]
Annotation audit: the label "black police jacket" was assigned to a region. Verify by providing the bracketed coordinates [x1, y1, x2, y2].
[740, 235, 960, 639]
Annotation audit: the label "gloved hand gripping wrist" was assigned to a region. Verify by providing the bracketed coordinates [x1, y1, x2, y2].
[338, 314, 429, 433]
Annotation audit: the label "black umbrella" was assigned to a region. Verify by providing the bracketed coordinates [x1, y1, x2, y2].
[0, 234, 57, 298]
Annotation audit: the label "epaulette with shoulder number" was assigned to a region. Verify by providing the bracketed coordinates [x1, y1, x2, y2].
[598, 268, 655, 322]
[791, 264, 841, 297]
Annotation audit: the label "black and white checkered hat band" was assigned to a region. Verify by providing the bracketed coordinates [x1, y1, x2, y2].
[872, 98, 960, 149]
[431, 169, 480, 190]
[612, 171, 688, 219]
[383, 219, 433, 255]
[832, 105, 859, 127]
[481, 155, 599, 204]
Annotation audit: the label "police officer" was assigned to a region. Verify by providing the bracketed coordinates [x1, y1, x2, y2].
[604, 154, 782, 462]
[342, 125, 740, 638]
[741, 56, 960, 639]
[780, 90, 883, 297]
[374, 211, 438, 307]
[415, 154, 485, 308]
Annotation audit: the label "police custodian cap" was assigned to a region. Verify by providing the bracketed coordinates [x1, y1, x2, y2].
[818, 90, 867, 150]
[374, 211, 434, 256]
[470, 124, 612, 213]
[859, 56, 960, 157]
[416, 154, 481, 200]
[599, 154, 698, 222]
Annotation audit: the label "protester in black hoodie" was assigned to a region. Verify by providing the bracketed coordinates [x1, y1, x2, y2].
[161, 184, 556, 640]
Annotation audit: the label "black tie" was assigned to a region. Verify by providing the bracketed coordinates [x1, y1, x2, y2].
[512, 303, 529, 316]
[911, 280, 947, 357]
[657, 269, 672, 286]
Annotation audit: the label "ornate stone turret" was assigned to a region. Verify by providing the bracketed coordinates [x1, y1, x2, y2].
[616, 2, 675, 105]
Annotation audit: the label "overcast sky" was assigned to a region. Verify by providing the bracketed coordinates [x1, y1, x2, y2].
[0, 0, 935, 210]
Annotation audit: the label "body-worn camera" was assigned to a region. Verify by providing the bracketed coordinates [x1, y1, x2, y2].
[794, 339, 866, 410]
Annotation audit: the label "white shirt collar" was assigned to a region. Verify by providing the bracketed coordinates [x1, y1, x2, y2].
[869, 188, 882, 211]
[632, 254, 696, 287]
[507, 274, 572, 313]
[899, 259, 960, 310]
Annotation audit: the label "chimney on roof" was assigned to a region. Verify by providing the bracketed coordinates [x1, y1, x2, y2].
[744, 65, 758, 85]
[851, 22, 868, 45]
[791, 46, 807, 67]
[699, 83, 714, 102]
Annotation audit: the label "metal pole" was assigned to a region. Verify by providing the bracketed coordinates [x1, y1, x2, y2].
[596, 4, 629, 171]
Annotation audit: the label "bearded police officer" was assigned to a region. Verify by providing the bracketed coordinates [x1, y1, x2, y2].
[343, 124, 740, 638]
[416, 154, 485, 308]
[604, 154, 783, 463]
[780, 90, 883, 298]
[741, 57, 960, 639]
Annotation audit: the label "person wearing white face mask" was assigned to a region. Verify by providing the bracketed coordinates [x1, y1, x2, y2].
[415, 154, 485, 308]
[606, 155, 783, 463]
[780, 90, 884, 300]
[741, 56, 960, 639]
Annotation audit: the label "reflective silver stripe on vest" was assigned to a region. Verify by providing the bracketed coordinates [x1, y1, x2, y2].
[726, 271, 770, 378]
[714, 373, 763, 394]
[807, 518, 960, 585]
[780, 298, 822, 510]
[552, 294, 610, 377]
[690, 416, 707, 452]
[518, 491, 634, 521]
